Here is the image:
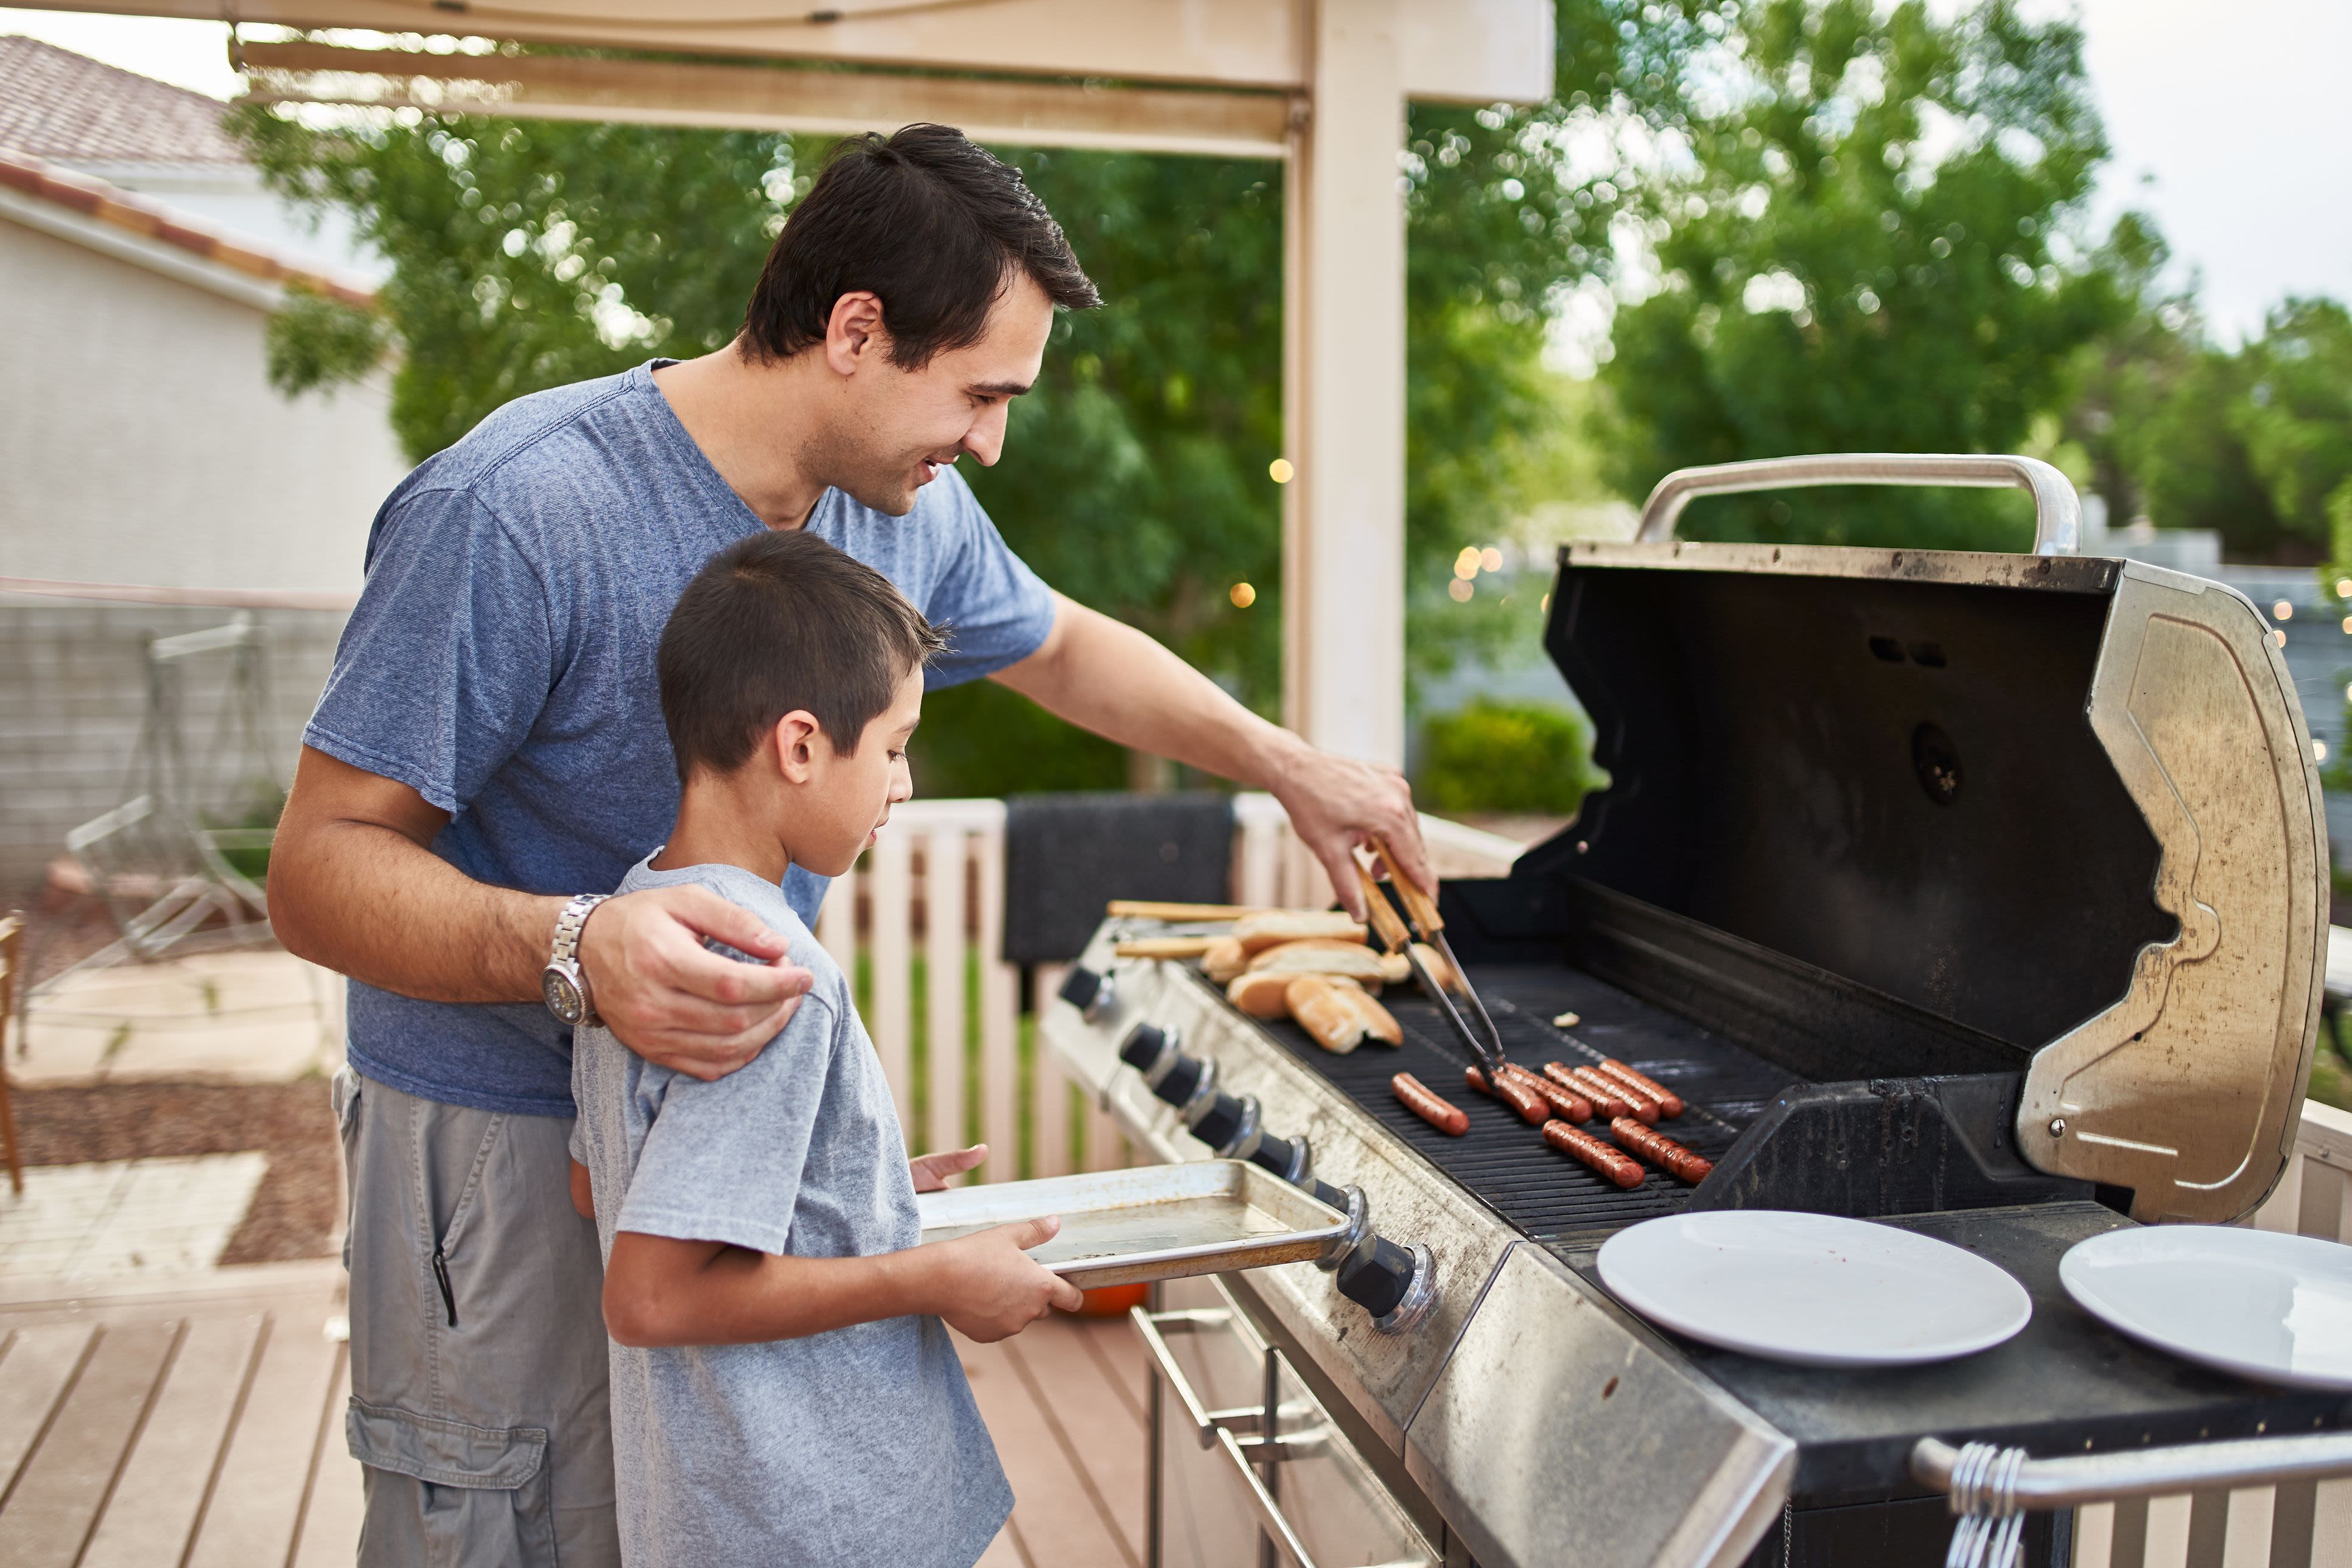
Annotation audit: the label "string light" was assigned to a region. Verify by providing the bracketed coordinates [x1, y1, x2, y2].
[1447, 578, 1474, 603]
[1268, 458, 1293, 485]
[1229, 582, 1256, 609]
[1480, 546, 1504, 573]
[2273, 600, 2294, 621]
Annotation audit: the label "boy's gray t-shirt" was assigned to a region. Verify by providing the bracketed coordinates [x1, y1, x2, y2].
[572, 856, 1010, 1568]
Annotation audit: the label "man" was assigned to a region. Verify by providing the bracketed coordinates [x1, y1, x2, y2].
[270, 123, 1428, 1566]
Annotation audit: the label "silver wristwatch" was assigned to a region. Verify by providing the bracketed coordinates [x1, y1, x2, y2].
[541, 893, 610, 1027]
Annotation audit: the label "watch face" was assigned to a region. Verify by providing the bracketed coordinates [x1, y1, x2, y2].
[542, 968, 586, 1025]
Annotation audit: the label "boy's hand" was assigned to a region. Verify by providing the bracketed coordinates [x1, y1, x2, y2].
[928, 1216, 1083, 1342]
[569, 1158, 595, 1220]
[579, 886, 815, 1079]
[910, 1144, 988, 1192]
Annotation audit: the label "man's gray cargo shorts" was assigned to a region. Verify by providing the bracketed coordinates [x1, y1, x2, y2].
[333, 1068, 619, 1567]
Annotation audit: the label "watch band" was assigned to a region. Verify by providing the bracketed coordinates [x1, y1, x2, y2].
[551, 892, 608, 967]
[551, 892, 609, 1023]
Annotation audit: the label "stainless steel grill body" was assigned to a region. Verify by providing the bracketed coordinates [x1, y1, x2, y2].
[1045, 472, 2339, 1568]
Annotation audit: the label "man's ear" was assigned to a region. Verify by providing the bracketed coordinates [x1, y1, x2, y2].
[824, 292, 887, 378]
[771, 710, 827, 783]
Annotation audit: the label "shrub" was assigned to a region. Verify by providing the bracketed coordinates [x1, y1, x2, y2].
[1416, 699, 1609, 817]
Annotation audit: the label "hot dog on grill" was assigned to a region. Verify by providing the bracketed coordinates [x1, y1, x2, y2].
[1542, 1120, 1645, 1188]
[1597, 1058, 1684, 1119]
[1392, 1072, 1469, 1135]
[1466, 1066, 1549, 1125]
[1583, 1069, 1661, 1124]
[1499, 1062, 1592, 1123]
[1546, 1063, 1633, 1121]
[1609, 1117, 1713, 1183]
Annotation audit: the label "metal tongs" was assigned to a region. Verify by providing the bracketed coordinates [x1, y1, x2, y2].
[1355, 836, 1508, 1082]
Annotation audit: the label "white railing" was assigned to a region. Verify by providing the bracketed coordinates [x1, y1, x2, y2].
[819, 794, 1522, 1180]
[2064, 1096, 2352, 1568]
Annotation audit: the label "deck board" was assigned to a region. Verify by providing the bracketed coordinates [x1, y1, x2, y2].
[0, 1263, 1146, 1568]
[0, 1323, 99, 1501]
[1002, 1316, 1147, 1563]
[1, 1320, 178, 1568]
[81, 1312, 267, 1568]
[185, 1307, 345, 1568]
[958, 1318, 1143, 1568]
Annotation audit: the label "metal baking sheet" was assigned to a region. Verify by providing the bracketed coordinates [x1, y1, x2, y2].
[915, 1159, 1349, 1289]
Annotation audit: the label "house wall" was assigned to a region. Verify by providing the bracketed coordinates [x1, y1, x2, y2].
[0, 215, 407, 595]
[0, 212, 404, 889]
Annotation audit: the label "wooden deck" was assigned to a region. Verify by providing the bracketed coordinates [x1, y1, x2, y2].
[0, 1259, 1146, 1567]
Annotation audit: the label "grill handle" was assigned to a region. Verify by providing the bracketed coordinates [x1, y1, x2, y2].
[1636, 453, 2084, 556]
[1133, 1306, 1328, 1568]
[1913, 1430, 2352, 1511]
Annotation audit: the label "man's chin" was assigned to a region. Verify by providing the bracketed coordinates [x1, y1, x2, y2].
[841, 478, 921, 517]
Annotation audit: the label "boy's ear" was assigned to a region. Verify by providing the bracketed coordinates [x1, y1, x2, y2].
[771, 710, 827, 783]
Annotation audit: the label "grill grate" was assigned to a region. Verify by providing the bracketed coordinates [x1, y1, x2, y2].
[1244, 963, 1804, 1245]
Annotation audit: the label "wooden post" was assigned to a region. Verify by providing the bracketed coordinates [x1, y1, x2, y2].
[1283, 0, 1407, 772]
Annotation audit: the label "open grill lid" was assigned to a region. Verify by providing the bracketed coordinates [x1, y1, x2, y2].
[1516, 455, 2327, 1224]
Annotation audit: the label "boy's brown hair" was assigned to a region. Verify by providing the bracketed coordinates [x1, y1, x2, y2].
[658, 530, 945, 784]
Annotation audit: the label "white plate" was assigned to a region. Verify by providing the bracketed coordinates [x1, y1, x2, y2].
[1595, 1210, 2034, 1367]
[2060, 1225, 2352, 1391]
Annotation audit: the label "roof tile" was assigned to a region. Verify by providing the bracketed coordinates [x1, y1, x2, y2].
[0, 34, 245, 164]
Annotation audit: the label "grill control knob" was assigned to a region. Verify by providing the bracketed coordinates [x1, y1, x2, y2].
[1059, 965, 1115, 1021]
[1337, 1237, 1418, 1317]
[1190, 1091, 1251, 1152]
[1151, 1052, 1208, 1112]
[1247, 1133, 1312, 1185]
[1337, 1236, 1439, 1335]
[1118, 1023, 1171, 1074]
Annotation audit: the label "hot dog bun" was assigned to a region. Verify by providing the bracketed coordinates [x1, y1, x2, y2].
[1234, 910, 1368, 954]
[1228, 968, 1357, 1018]
[1201, 936, 1248, 984]
[1245, 938, 1390, 982]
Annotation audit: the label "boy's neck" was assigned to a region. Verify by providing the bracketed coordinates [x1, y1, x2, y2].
[651, 783, 791, 884]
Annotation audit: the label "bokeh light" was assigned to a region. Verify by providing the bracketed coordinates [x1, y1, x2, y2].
[2273, 600, 2294, 620]
[1447, 578, 1474, 603]
[1480, 547, 1503, 573]
[1229, 581, 1256, 609]
[1268, 458, 1293, 485]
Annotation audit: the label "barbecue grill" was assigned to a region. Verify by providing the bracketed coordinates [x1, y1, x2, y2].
[1043, 455, 2347, 1568]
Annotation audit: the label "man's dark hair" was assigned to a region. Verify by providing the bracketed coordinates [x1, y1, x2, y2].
[741, 123, 1100, 369]
[659, 530, 946, 783]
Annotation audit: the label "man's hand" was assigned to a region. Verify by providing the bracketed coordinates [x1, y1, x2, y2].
[579, 886, 813, 1080]
[1271, 744, 1432, 920]
[911, 1144, 988, 1192]
[925, 1216, 1084, 1342]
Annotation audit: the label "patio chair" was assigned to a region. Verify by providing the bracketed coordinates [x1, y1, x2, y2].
[1, 912, 23, 1195]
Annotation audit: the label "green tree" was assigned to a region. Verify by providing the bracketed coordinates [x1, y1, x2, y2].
[236, 7, 1714, 797]
[1596, 0, 2129, 550]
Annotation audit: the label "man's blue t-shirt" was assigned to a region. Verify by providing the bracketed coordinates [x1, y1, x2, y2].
[307, 362, 1057, 1116]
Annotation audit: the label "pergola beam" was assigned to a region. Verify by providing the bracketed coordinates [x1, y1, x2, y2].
[240, 41, 1298, 159]
[22, 0, 1550, 102]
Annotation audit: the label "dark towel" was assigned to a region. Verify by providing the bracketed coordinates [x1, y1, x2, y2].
[1002, 792, 1234, 964]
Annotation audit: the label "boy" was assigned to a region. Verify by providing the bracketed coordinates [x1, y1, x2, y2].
[569, 528, 1082, 1567]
